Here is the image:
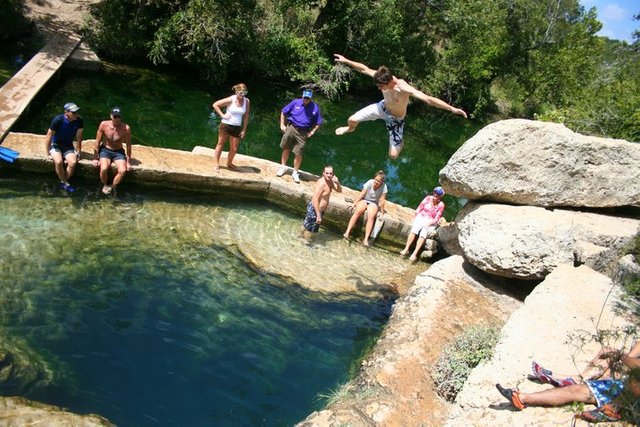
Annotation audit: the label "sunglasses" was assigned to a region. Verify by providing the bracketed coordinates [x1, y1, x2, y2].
[112, 114, 121, 118]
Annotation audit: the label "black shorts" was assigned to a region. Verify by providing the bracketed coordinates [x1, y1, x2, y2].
[219, 123, 242, 138]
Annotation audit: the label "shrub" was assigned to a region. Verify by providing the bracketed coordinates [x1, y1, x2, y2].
[432, 325, 500, 402]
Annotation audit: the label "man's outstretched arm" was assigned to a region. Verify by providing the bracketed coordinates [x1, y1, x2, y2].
[400, 81, 468, 118]
[334, 54, 376, 77]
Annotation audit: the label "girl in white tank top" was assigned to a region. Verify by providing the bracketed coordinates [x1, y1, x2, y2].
[221, 95, 247, 126]
[211, 83, 251, 171]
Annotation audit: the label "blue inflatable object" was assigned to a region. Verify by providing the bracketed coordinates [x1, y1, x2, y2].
[0, 146, 20, 163]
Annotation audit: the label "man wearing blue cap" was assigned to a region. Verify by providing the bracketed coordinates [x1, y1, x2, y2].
[277, 89, 324, 183]
[45, 102, 84, 192]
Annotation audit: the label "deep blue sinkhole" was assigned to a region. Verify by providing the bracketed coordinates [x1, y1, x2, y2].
[0, 173, 391, 426]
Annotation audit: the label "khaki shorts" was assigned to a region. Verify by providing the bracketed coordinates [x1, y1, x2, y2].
[279, 124, 308, 156]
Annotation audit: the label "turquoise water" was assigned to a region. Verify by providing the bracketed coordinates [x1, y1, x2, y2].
[0, 172, 393, 425]
[11, 61, 482, 218]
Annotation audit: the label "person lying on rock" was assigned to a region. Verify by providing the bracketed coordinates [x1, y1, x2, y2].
[496, 341, 640, 422]
[529, 341, 640, 387]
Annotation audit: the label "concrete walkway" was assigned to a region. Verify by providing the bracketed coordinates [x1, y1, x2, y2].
[1, 132, 417, 249]
[0, 34, 81, 143]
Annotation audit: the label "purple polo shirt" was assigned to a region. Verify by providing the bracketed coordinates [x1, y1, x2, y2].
[281, 98, 323, 130]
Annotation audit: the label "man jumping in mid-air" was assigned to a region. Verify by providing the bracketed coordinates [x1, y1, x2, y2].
[333, 54, 467, 159]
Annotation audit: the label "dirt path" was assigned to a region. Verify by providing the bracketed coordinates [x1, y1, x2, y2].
[23, 0, 99, 38]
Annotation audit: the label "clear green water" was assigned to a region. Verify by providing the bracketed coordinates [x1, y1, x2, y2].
[11, 61, 482, 218]
[0, 172, 394, 425]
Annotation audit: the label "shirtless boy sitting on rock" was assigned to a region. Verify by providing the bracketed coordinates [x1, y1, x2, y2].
[93, 107, 132, 195]
[302, 165, 342, 240]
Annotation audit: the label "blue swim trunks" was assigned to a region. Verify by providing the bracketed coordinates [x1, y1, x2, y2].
[585, 379, 624, 407]
[99, 146, 126, 161]
[303, 201, 323, 233]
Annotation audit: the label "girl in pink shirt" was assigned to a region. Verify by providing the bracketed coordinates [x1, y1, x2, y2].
[400, 186, 445, 261]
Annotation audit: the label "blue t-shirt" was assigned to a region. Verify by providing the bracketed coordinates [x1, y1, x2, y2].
[282, 99, 323, 129]
[49, 114, 84, 148]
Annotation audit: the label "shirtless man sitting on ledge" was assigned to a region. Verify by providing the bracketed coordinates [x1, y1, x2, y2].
[94, 106, 132, 195]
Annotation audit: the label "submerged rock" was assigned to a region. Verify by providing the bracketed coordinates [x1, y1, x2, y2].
[439, 119, 640, 208]
[0, 333, 56, 396]
[0, 396, 113, 426]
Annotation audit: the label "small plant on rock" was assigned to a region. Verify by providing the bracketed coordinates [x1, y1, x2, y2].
[432, 325, 500, 402]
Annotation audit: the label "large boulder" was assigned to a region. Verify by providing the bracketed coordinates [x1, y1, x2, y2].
[439, 119, 640, 208]
[457, 202, 640, 280]
[445, 264, 632, 426]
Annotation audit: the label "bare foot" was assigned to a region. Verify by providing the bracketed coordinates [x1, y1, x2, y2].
[335, 126, 351, 136]
[213, 164, 220, 172]
[342, 233, 350, 240]
[363, 240, 370, 247]
[400, 249, 408, 256]
[409, 255, 417, 262]
[101, 185, 112, 195]
[227, 164, 239, 171]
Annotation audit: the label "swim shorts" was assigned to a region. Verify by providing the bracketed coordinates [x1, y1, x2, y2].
[99, 146, 126, 162]
[303, 201, 323, 233]
[585, 379, 624, 407]
[350, 100, 405, 152]
[49, 143, 76, 158]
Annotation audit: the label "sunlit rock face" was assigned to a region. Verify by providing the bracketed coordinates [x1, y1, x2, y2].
[440, 119, 640, 209]
[456, 202, 640, 280]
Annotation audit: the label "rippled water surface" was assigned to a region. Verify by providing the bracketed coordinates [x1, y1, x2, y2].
[0, 173, 403, 426]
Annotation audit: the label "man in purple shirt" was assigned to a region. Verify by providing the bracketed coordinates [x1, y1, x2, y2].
[277, 89, 324, 183]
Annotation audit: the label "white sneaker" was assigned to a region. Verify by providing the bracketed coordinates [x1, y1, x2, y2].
[292, 170, 300, 183]
[276, 166, 287, 177]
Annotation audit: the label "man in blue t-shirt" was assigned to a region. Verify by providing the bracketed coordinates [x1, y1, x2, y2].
[277, 89, 324, 183]
[45, 102, 84, 192]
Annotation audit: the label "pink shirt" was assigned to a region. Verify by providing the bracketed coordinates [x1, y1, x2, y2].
[415, 195, 444, 222]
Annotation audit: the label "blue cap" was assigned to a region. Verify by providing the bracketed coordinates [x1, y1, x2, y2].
[64, 102, 80, 112]
[302, 90, 313, 98]
[433, 186, 445, 196]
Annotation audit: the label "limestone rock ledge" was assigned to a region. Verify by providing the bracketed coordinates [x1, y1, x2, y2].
[298, 256, 522, 426]
[1, 132, 416, 250]
[0, 396, 112, 426]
